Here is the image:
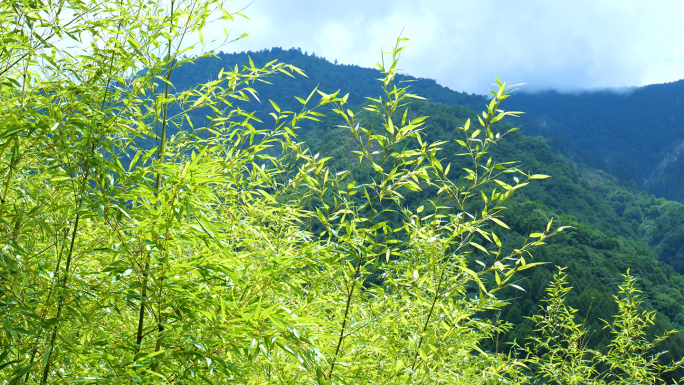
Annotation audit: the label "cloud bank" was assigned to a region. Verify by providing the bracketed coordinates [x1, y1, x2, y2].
[207, 0, 684, 95]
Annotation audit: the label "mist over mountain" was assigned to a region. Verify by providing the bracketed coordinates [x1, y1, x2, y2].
[508, 80, 684, 201]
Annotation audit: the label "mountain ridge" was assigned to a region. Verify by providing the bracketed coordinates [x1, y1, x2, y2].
[175, 49, 684, 203]
[508, 79, 684, 201]
[170, 50, 684, 363]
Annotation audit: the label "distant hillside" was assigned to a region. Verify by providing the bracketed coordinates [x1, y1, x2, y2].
[167, 50, 684, 280]
[165, 50, 684, 377]
[301, 100, 684, 369]
[170, 47, 488, 118]
[507, 81, 684, 201]
[582, 166, 684, 276]
[173, 50, 684, 203]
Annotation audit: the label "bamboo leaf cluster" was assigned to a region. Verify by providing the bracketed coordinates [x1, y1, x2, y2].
[0, 1, 681, 384]
[524, 268, 683, 384]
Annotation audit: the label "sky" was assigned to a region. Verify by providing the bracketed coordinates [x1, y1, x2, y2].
[203, 0, 684, 95]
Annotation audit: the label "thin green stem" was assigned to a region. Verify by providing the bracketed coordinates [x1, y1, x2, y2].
[40, 210, 82, 384]
[135, 0, 176, 364]
[410, 261, 448, 372]
[0, 137, 18, 220]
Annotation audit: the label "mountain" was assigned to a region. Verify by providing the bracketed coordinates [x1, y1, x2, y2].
[507, 81, 684, 201]
[177, 49, 684, 279]
[170, 47, 488, 122]
[171, 49, 684, 371]
[172, 50, 684, 206]
[301, 100, 684, 367]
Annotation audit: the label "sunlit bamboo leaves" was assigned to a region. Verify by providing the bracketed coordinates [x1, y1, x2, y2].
[2, 2, 676, 384]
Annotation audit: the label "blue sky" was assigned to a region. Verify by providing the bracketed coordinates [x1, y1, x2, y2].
[208, 0, 684, 95]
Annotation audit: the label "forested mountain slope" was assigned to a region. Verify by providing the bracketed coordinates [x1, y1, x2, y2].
[170, 49, 684, 376]
[582, 168, 684, 276]
[171, 48, 487, 118]
[508, 81, 684, 201]
[176, 49, 684, 203]
[173, 50, 684, 205]
[6, 0, 684, 380]
[301, 100, 684, 368]
[185, 49, 684, 284]
[172, 50, 684, 350]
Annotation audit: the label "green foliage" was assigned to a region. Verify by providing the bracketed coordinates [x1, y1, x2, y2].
[275, 38, 567, 383]
[524, 268, 602, 383]
[508, 83, 684, 202]
[0, 1, 557, 381]
[169, 47, 488, 121]
[588, 174, 684, 277]
[299, 91, 684, 383]
[300, 92, 684, 368]
[1, 1, 683, 384]
[0, 0, 332, 382]
[524, 268, 683, 384]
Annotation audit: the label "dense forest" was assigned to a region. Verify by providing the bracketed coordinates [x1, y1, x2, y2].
[168, 47, 684, 333]
[171, 48, 684, 204]
[171, 48, 488, 113]
[301, 100, 684, 368]
[2, 0, 684, 384]
[508, 83, 684, 201]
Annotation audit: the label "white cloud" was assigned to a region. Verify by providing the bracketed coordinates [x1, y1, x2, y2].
[204, 0, 684, 94]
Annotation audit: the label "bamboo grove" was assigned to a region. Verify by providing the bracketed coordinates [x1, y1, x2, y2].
[1, 0, 682, 383]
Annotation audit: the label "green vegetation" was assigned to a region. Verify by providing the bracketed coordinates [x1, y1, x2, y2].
[524, 268, 681, 384]
[508, 84, 684, 201]
[585, 169, 684, 276]
[302, 99, 684, 377]
[1, 1, 683, 384]
[172, 47, 684, 205]
[171, 48, 488, 113]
